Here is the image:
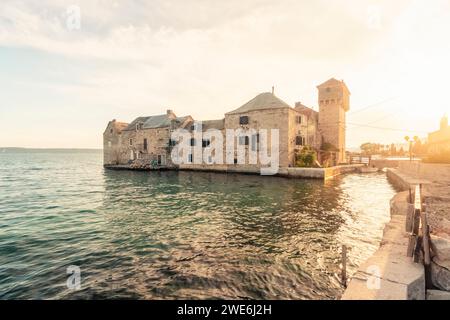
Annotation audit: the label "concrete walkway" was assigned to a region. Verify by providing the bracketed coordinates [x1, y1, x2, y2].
[342, 170, 427, 300]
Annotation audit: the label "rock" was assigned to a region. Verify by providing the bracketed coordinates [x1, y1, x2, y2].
[390, 191, 410, 216]
[427, 289, 450, 300]
[431, 235, 450, 270]
[430, 260, 450, 291]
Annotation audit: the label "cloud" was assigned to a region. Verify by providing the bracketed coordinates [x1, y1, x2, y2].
[1, 0, 449, 148]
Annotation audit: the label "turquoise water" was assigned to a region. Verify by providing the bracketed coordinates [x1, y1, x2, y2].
[0, 150, 396, 299]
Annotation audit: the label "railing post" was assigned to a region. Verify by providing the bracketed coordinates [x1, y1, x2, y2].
[341, 245, 347, 288]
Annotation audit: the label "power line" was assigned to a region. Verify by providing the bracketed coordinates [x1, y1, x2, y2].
[347, 122, 427, 134]
[349, 97, 397, 115]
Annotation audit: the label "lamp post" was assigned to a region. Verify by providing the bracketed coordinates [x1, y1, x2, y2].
[404, 136, 412, 161]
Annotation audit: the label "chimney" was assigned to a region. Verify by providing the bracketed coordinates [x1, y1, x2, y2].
[272, 86, 275, 95]
[166, 109, 176, 119]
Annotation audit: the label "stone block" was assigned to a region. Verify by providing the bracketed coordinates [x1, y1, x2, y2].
[427, 289, 450, 300]
[430, 260, 450, 291]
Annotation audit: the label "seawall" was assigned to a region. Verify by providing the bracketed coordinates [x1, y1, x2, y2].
[342, 168, 427, 300]
[104, 164, 365, 180]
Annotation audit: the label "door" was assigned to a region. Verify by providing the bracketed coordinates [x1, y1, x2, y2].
[158, 154, 166, 166]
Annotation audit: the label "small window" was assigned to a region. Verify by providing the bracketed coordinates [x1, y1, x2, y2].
[136, 123, 143, 131]
[108, 141, 112, 148]
[130, 139, 133, 146]
[296, 136, 305, 146]
[190, 138, 196, 146]
[188, 154, 193, 163]
[239, 136, 249, 145]
[234, 158, 238, 164]
[169, 139, 177, 147]
[239, 116, 249, 125]
[202, 139, 210, 148]
[251, 134, 259, 151]
[296, 116, 302, 124]
[207, 156, 213, 164]
[143, 138, 148, 151]
[110, 129, 113, 134]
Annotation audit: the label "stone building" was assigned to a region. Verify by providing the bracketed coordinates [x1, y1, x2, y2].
[317, 78, 350, 164]
[103, 78, 350, 171]
[428, 115, 450, 155]
[103, 110, 193, 167]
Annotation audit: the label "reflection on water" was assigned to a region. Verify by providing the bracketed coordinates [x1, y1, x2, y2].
[0, 151, 396, 299]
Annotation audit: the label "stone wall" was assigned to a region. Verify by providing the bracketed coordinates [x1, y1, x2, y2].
[398, 161, 450, 183]
[224, 108, 292, 168]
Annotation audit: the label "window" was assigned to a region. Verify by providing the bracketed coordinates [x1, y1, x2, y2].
[296, 116, 302, 124]
[143, 138, 148, 151]
[326, 87, 331, 92]
[136, 123, 143, 131]
[110, 129, 113, 134]
[239, 136, 249, 146]
[158, 154, 166, 166]
[188, 154, 193, 163]
[251, 134, 260, 151]
[207, 156, 213, 164]
[129, 139, 133, 146]
[239, 116, 249, 125]
[234, 158, 238, 164]
[169, 139, 177, 147]
[108, 141, 112, 148]
[296, 136, 305, 146]
[202, 139, 210, 148]
[190, 138, 196, 146]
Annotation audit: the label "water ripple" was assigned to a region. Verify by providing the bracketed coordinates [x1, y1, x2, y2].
[0, 151, 396, 300]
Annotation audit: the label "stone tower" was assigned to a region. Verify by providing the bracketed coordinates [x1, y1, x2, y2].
[440, 114, 448, 131]
[317, 78, 350, 164]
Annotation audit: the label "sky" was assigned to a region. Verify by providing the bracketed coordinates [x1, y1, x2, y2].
[0, 0, 449, 149]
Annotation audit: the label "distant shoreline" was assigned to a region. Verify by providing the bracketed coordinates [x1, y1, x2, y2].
[0, 147, 102, 153]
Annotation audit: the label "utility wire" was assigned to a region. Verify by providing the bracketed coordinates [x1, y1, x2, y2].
[349, 97, 397, 115]
[347, 122, 427, 134]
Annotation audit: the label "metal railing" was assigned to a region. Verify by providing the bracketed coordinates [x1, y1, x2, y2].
[350, 156, 371, 165]
[406, 184, 431, 265]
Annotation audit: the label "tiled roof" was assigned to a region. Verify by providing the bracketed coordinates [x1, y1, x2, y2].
[226, 92, 292, 115]
[124, 114, 191, 131]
